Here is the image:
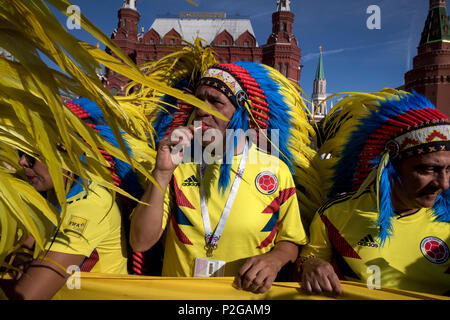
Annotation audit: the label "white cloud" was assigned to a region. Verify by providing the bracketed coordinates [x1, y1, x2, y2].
[302, 39, 406, 62]
[250, 11, 273, 19]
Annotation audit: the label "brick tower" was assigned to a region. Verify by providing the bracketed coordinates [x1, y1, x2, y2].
[262, 0, 302, 83]
[105, 0, 140, 95]
[404, 0, 450, 116]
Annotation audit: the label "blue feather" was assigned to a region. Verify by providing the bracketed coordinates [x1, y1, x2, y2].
[95, 125, 143, 199]
[69, 99, 143, 200]
[218, 106, 249, 194]
[153, 79, 190, 143]
[72, 97, 105, 122]
[432, 188, 450, 222]
[376, 159, 397, 247]
[234, 61, 295, 174]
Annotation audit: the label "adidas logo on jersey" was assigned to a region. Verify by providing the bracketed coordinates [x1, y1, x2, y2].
[357, 234, 379, 248]
[182, 175, 200, 187]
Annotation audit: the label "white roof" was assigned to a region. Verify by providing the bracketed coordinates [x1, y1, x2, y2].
[149, 17, 259, 46]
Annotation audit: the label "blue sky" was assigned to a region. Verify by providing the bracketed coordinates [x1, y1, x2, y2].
[54, 0, 433, 101]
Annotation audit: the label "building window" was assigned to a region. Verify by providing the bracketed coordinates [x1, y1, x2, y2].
[149, 39, 154, 44]
[170, 39, 175, 45]
[110, 87, 118, 95]
[222, 40, 227, 45]
[244, 41, 249, 47]
[123, 19, 127, 27]
[282, 22, 287, 32]
[284, 63, 289, 77]
[278, 63, 282, 72]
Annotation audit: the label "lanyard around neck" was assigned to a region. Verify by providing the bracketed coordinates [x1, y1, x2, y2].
[199, 141, 249, 257]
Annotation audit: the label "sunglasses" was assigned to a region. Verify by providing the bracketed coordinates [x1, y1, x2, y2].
[18, 145, 66, 168]
[18, 150, 36, 167]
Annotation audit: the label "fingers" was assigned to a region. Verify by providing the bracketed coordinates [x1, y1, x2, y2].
[159, 127, 193, 148]
[304, 279, 312, 294]
[241, 267, 258, 290]
[311, 277, 333, 295]
[188, 124, 197, 134]
[327, 272, 342, 296]
[157, 127, 194, 168]
[300, 258, 342, 297]
[235, 269, 272, 294]
[302, 272, 342, 297]
[234, 258, 277, 294]
[233, 258, 252, 290]
[169, 127, 193, 147]
[256, 273, 276, 293]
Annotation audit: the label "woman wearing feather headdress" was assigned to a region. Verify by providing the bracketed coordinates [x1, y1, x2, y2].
[130, 59, 320, 293]
[297, 90, 450, 296]
[2, 98, 146, 300]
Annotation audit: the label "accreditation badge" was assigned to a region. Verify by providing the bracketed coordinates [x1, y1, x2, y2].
[194, 258, 226, 277]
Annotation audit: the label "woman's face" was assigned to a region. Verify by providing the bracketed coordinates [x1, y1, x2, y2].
[18, 154, 54, 192]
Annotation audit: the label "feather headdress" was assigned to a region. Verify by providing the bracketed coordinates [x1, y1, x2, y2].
[139, 44, 321, 227]
[314, 89, 450, 246]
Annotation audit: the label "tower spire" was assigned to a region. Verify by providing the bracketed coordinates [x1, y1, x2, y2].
[122, 0, 137, 10]
[420, 0, 449, 45]
[277, 0, 291, 12]
[312, 46, 327, 120]
[430, 0, 446, 9]
[315, 46, 325, 80]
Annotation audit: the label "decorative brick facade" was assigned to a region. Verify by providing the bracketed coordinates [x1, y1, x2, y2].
[104, 0, 302, 95]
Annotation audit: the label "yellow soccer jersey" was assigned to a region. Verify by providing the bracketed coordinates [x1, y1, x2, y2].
[46, 182, 128, 274]
[301, 188, 450, 296]
[161, 144, 308, 277]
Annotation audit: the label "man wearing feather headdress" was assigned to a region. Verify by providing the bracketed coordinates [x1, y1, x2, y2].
[298, 91, 450, 296]
[130, 61, 319, 293]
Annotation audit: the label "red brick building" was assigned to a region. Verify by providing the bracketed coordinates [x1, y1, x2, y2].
[405, 0, 450, 116]
[104, 0, 302, 95]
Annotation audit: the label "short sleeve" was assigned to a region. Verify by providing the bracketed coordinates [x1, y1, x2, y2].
[46, 187, 118, 257]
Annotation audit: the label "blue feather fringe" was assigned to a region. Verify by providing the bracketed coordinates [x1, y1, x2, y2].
[432, 188, 450, 222]
[70, 99, 143, 200]
[72, 97, 105, 123]
[95, 125, 143, 199]
[375, 159, 397, 247]
[234, 61, 295, 175]
[218, 107, 249, 194]
[153, 79, 190, 143]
